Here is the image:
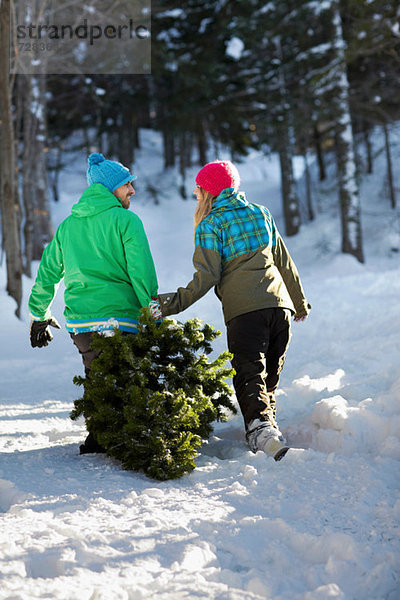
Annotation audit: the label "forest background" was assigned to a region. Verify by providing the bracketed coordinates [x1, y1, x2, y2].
[0, 0, 399, 317]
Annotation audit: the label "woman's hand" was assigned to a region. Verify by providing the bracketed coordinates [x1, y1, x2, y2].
[149, 298, 162, 320]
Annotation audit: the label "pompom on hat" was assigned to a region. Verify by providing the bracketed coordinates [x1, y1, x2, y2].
[87, 153, 137, 192]
[195, 160, 241, 197]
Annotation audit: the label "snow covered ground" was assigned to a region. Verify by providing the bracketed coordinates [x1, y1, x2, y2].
[1, 128, 400, 600]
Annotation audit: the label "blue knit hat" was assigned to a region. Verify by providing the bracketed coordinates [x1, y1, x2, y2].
[87, 153, 137, 192]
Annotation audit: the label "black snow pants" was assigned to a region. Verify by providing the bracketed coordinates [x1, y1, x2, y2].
[226, 307, 291, 429]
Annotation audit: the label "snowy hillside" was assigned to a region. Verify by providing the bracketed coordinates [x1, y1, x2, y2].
[1, 128, 399, 600]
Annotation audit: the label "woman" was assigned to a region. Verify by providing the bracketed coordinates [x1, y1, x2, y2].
[150, 160, 310, 460]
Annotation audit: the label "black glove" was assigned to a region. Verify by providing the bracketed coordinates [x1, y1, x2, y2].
[30, 317, 61, 348]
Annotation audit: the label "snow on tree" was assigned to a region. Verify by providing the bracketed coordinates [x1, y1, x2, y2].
[330, 3, 364, 262]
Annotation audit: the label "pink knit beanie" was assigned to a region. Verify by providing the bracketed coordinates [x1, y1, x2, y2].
[195, 160, 241, 197]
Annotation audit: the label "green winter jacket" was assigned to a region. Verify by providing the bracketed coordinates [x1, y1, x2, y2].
[29, 183, 158, 333]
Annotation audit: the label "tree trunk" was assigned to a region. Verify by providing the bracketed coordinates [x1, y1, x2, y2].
[332, 4, 364, 263]
[275, 36, 301, 237]
[118, 110, 135, 167]
[15, 1, 52, 272]
[362, 121, 373, 174]
[383, 122, 396, 209]
[313, 124, 326, 182]
[48, 144, 63, 203]
[162, 127, 175, 168]
[133, 123, 140, 149]
[178, 132, 187, 199]
[96, 110, 104, 153]
[186, 134, 194, 168]
[197, 119, 207, 165]
[278, 141, 301, 237]
[0, 0, 23, 317]
[303, 151, 314, 221]
[83, 126, 91, 156]
[30, 75, 53, 260]
[22, 74, 35, 276]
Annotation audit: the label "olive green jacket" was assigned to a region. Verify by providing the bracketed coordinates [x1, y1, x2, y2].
[159, 190, 310, 323]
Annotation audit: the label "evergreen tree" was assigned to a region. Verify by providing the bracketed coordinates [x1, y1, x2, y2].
[246, 0, 364, 259]
[341, 0, 400, 205]
[71, 311, 236, 481]
[229, 1, 304, 234]
[152, 0, 252, 176]
[342, 0, 400, 126]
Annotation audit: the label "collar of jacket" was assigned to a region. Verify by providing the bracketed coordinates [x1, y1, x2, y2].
[211, 188, 248, 212]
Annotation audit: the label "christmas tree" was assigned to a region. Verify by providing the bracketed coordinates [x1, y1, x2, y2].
[71, 310, 236, 480]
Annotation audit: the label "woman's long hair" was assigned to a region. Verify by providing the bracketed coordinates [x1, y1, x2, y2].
[194, 187, 217, 233]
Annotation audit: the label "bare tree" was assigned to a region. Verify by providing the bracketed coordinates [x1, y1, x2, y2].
[0, 0, 23, 316]
[24, 73, 53, 266]
[383, 122, 396, 209]
[331, 3, 364, 263]
[275, 36, 301, 237]
[12, 0, 54, 275]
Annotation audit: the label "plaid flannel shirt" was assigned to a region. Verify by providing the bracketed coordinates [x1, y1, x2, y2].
[194, 189, 277, 261]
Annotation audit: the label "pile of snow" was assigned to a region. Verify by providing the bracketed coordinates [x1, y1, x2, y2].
[0, 479, 26, 513]
[287, 388, 400, 459]
[0, 126, 399, 599]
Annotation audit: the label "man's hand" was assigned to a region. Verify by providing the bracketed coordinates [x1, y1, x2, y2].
[293, 315, 307, 322]
[30, 317, 61, 348]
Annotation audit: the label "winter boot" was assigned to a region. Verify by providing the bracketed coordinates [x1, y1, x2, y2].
[79, 432, 106, 454]
[246, 419, 289, 461]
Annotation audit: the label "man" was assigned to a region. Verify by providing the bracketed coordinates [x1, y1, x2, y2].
[29, 152, 158, 453]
